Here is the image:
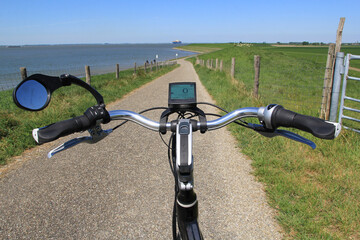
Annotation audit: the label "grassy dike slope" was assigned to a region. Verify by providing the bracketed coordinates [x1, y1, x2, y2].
[0, 65, 178, 165]
[181, 44, 360, 239]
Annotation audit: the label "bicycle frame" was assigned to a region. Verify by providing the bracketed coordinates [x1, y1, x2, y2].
[173, 119, 204, 240]
[176, 189, 203, 240]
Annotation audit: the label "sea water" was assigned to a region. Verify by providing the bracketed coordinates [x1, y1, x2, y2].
[0, 44, 195, 90]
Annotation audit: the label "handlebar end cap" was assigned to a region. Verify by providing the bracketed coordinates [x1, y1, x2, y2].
[326, 121, 342, 138]
[32, 128, 40, 144]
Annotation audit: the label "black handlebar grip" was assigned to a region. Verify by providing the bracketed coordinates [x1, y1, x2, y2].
[271, 106, 336, 139]
[32, 115, 91, 144]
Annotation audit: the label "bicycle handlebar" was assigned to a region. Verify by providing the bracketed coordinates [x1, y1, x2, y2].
[273, 107, 335, 139]
[33, 105, 110, 144]
[33, 105, 338, 144]
[33, 115, 91, 144]
[109, 107, 260, 131]
[258, 105, 337, 139]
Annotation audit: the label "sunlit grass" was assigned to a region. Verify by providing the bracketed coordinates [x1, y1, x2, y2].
[187, 43, 360, 239]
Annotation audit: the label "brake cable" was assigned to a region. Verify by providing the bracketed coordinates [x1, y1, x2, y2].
[112, 107, 168, 131]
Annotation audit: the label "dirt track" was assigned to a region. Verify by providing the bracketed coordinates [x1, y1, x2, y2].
[0, 59, 283, 239]
[349, 66, 360, 72]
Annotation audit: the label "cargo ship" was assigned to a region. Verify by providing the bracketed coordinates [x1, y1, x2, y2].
[172, 40, 182, 44]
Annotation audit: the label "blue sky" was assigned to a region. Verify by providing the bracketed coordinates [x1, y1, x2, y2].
[1, 0, 359, 45]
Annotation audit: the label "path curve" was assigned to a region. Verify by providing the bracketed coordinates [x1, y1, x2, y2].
[0, 59, 283, 239]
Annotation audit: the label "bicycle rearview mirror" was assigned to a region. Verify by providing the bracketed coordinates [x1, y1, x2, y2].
[13, 79, 50, 111]
[13, 74, 105, 111]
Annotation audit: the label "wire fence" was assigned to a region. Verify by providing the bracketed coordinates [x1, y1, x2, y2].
[196, 56, 326, 116]
[0, 60, 176, 92]
[258, 64, 324, 116]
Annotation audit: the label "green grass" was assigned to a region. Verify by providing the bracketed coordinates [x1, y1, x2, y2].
[0, 65, 178, 165]
[187, 43, 360, 239]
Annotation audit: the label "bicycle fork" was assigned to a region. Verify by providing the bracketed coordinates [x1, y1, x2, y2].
[175, 119, 203, 240]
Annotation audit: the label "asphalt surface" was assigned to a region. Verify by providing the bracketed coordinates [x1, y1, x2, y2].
[0, 59, 283, 239]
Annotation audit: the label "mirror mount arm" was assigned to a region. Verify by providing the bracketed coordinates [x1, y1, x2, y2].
[60, 74, 105, 106]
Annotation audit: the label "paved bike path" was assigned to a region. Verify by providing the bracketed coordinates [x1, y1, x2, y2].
[0, 59, 283, 239]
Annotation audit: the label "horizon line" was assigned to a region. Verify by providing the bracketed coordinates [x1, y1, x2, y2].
[1, 41, 359, 47]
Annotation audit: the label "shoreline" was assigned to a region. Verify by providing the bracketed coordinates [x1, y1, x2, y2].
[172, 47, 204, 54]
[0, 44, 195, 91]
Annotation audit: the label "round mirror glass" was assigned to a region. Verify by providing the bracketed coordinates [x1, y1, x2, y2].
[15, 80, 49, 110]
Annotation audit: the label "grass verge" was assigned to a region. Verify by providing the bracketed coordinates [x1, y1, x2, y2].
[0, 65, 178, 165]
[187, 43, 360, 239]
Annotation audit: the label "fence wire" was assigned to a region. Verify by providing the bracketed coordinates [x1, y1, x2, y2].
[197, 56, 326, 116]
[258, 66, 325, 116]
[0, 61, 174, 92]
[1, 65, 85, 91]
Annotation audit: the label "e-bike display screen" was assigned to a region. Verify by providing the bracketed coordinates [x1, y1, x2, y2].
[168, 82, 197, 109]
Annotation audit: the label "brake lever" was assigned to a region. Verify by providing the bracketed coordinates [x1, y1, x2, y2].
[47, 123, 113, 158]
[48, 136, 92, 158]
[248, 123, 316, 149]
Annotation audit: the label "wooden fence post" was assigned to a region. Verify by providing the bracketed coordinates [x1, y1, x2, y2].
[20, 67, 27, 80]
[85, 65, 91, 85]
[253, 55, 261, 98]
[320, 44, 336, 119]
[144, 62, 147, 73]
[231, 57, 235, 78]
[215, 59, 218, 70]
[335, 17, 345, 54]
[150, 61, 153, 72]
[324, 17, 345, 120]
[220, 60, 223, 71]
[156, 62, 158, 71]
[210, 59, 213, 69]
[134, 63, 137, 75]
[116, 64, 119, 79]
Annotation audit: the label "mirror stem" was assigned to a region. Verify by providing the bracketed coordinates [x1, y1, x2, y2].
[60, 74, 105, 106]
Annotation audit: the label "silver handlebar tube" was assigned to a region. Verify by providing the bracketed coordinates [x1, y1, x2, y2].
[109, 107, 260, 132]
[205, 107, 259, 130]
[109, 110, 171, 131]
